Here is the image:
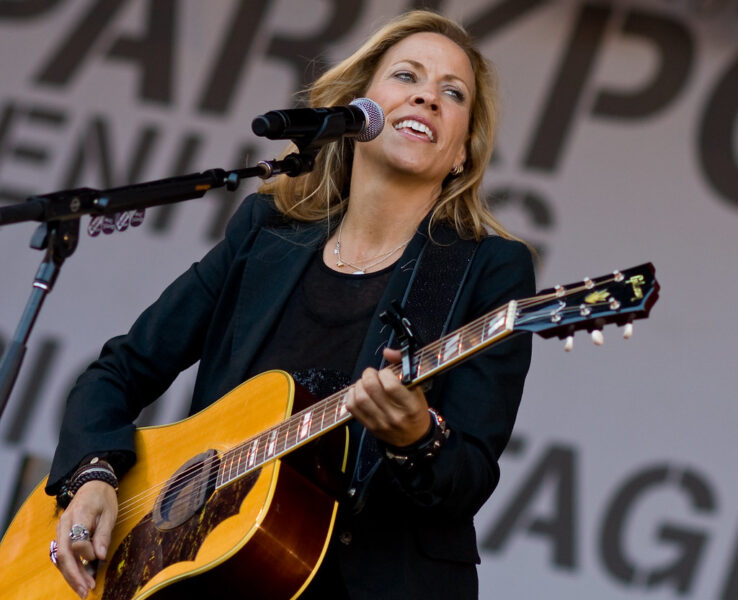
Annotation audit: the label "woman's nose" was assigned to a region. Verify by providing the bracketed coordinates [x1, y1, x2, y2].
[412, 90, 438, 111]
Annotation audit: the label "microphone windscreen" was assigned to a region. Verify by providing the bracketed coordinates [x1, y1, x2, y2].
[350, 98, 385, 142]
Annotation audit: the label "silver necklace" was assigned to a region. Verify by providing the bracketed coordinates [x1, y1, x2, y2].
[333, 217, 413, 275]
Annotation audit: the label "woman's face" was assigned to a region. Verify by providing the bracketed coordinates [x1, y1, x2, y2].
[358, 32, 475, 186]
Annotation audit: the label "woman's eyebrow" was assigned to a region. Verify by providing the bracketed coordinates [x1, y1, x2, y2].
[390, 59, 472, 92]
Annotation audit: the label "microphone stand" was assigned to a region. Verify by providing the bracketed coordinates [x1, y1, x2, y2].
[0, 149, 318, 422]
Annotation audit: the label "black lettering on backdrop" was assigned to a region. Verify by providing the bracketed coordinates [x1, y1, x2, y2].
[599, 465, 714, 594]
[0, 0, 61, 19]
[482, 444, 578, 568]
[61, 117, 158, 189]
[104, 0, 177, 104]
[409, 0, 443, 11]
[0, 101, 68, 202]
[464, 0, 550, 40]
[264, 0, 365, 105]
[1, 452, 51, 536]
[34, 0, 176, 104]
[149, 132, 206, 232]
[53, 353, 96, 433]
[205, 142, 259, 242]
[698, 53, 738, 208]
[592, 12, 693, 119]
[524, 4, 612, 171]
[34, 0, 128, 87]
[148, 137, 260, 240]
[196, 0, 271, 115]
[487, 185, 555, 261]
[719, 521, 738, 599]
[2, 337, 59, 444]
[525, 5, 695, 171]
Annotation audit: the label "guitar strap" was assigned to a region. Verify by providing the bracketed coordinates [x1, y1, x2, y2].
[349, 225, 479, 513]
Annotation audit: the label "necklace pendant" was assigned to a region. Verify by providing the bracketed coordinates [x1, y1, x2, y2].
[336, 260, 344, 267]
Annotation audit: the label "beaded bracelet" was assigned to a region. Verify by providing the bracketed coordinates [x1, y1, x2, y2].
[383, 408, 451, 470]
[57, 457, 118, 508]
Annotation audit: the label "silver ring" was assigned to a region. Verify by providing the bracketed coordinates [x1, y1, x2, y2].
[69, 523, 91, 543]
[49, 540, 58, 564]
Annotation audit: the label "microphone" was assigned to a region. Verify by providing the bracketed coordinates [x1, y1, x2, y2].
[251, 98, 385, 144]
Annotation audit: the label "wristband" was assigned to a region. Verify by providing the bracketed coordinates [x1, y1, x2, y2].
[57, 457, 118, 508]
[384, 408, 450, 469]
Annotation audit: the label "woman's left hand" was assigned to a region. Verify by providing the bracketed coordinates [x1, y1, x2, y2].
[346, 347, 431, 447]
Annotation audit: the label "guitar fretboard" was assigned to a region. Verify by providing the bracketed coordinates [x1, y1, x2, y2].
[215, 300, 517, 488]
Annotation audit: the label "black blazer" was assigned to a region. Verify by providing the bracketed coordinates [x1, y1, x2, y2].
[47, 194, 535, 599]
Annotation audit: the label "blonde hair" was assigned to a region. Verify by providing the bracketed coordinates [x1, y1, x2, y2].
[259, 10, 513, 241]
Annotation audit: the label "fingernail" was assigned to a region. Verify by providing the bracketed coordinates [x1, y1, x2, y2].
[100, 545, 107, 557]
[78, 587, 87, 599]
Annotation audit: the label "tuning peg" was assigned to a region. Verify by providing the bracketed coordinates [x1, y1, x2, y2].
[623, 323, 634, 339]
[591, 330, 604, 346]
[564, 336, 574, 352]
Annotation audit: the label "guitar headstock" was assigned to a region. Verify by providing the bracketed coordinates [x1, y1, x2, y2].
[513, 263, 659, 342]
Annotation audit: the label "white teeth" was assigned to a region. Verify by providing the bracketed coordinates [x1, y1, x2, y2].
[394, 119, 435, 142]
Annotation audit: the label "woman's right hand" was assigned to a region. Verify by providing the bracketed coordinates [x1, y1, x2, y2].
[54, 481, 118, 599]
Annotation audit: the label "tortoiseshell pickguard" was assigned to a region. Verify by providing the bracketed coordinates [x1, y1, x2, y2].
[101, 471, 259, 600]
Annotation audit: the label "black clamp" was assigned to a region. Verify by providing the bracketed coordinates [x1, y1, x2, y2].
[380, 300, 422, 385]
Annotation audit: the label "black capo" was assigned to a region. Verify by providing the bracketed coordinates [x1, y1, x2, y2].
[379, 300, 423, 385]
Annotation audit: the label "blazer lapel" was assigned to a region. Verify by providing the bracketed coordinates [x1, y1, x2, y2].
[231, 223, 325, 379]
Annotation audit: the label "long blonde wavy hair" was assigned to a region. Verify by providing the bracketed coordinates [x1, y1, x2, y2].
[259, 10, 512, 241]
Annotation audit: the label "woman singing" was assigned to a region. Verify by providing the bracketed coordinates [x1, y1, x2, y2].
[47, 10, 535, 599]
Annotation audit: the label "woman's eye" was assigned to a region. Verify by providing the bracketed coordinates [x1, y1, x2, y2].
[394, 71, 416, 82]
[444, 88, 465, 102]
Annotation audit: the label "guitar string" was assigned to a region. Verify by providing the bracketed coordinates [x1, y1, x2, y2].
[114, 388, 351, 522]
[112, 277, 625, 523]
[113, 282, 623, 524]
[117, 276, 618, 513]
[114, 287, 621, 525]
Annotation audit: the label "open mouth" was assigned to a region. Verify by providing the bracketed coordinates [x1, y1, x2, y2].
[393, 119, 436, 142]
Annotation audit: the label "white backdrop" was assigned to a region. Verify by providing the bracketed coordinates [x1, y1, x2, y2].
[1, 1, 736, 598]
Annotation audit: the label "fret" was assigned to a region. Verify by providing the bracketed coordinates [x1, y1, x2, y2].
[266, 429, 277, 457]
[318, 402, 327, 431]
[247, 439, 258, 469]
[483, 312, 505, 341]
[415, 353, 424, 378]
[217, 456, 226, 487]
[299, 412, 312, 441]
[236, 446, 244, 478]
[442, 333, 460, 363]
[226, 452, 236, 482]
[333, 397, 343, 423]
[281, 424, 289, 452]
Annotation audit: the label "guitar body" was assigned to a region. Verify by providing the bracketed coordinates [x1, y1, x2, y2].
[0, 370, 347, 600]
[0, 263, 660, 600]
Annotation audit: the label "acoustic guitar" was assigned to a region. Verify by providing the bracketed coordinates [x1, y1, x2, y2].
[0, 264, 659, 600]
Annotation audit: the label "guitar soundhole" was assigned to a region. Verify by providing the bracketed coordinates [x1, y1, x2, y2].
[153, 449, 219, 531]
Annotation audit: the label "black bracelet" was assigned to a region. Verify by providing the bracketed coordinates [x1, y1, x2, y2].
[57, 457, 118, 508]
[384, 408, 450, 470]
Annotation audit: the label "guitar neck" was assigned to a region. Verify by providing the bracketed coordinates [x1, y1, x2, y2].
[215, 301, 518, 488]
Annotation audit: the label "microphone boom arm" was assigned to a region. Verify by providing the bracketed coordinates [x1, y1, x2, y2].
[0, 150, 320, 421]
